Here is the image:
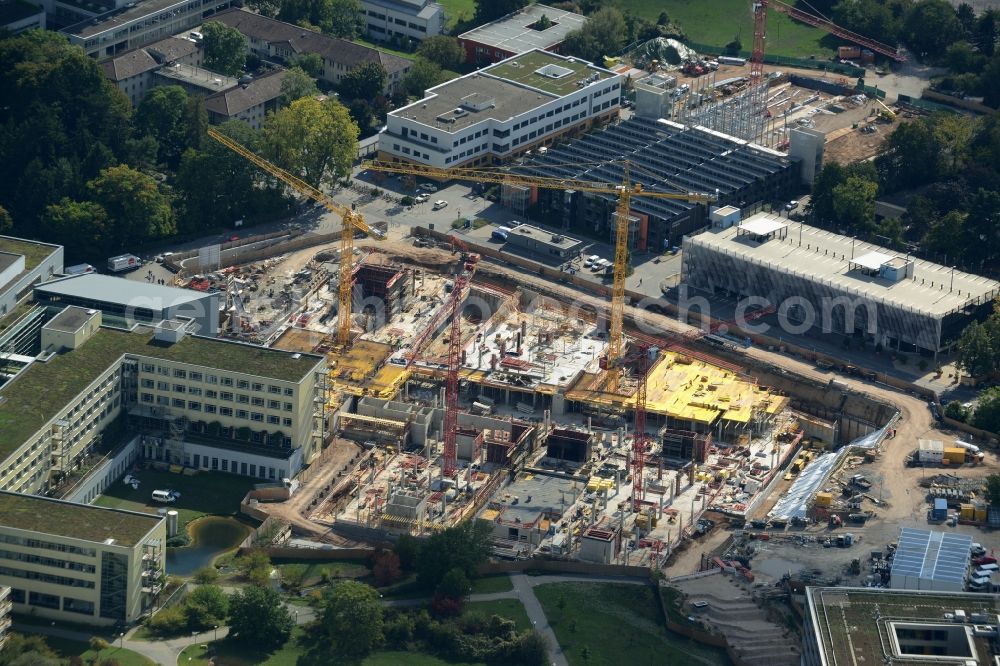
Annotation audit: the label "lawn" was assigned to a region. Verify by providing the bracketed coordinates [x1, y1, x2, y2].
[438, 0, 474, 30]
[274, 558, 372, 588]
[93, 469, 258, 530]
[464, 598, 531, 631]
[469, 575, 512, 595]
[179, 627, 310, 666]
[364, 652, 483, 666]
[45, 636, 155, 666]
[619, 0, 836, 59]
[534, 582, 731, 666]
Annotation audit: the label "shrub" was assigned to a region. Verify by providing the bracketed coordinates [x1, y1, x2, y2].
[194, 567, 219, 584]
[401, 195, 415, 206]
[147, 605, 187, 636]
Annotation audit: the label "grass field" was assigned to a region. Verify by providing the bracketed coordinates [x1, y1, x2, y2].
[464, 598, 531, 631]
[438, 0, 474, 30]
[274, 558, 371, 587]
[534, 582, 731, 666]
[46, 636, 155, 666]
[93, 469, 257, 530]
[619, 0, 836, 59]
[469, 575, 513, 595]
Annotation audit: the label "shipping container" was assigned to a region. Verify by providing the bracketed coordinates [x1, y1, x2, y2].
[838, 46, 862, 59]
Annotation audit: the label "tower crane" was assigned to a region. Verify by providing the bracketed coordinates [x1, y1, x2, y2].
[206, 128, 383, 350]
[361, 159, 714, 393]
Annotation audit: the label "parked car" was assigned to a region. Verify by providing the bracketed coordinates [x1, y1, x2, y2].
[419, 183, 438, 193]
[415, 193, 429, 203]
[974, 555, 997, 566]
[433, 200, 448, 210]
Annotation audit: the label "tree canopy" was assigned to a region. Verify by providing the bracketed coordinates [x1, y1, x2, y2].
[280, 66, 320, 106]
[417, 521, 492, 589]
[405, 57, 446, 97]
[135, 85, 205, 170]
[323, 581, 384, 658]
[417, 36, 464, 70]
[260, 96, 359, 188]
[957, 302, 1000, 378]
[339, 61, 388, 100]
[971, 387, 1000, 433]
[229, 585, 293, 650]
[561, 7, 627, 63]
[280, 0, 364, 38]
[202, 21, 248, 76]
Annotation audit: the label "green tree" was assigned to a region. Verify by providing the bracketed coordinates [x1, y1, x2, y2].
[417, 35, 464, 69]
[0, 31, 130, 234]
[972, 387, 1000, 433]
[87, 165, 176, 245]
[236, 548, 272, 587]
[957, 305, 1000, 378]
[280, 66, 320, 106]
[474, 0, 528, 24]
[923, 210, 966, 262]
[903, 0, 964, 59]
[229, 585, 293, 650]
[944, 400, 969, 421]
[348, 98, 376, 132]
[185, 584, 229, 629]
[833, 0, 900, 45]
[0, 206, 12, 234]
[562, 7, 627, 63]
[963, 187, 1000, 267]
[946, 40, 986, 74]
[135, 85, 191, 169]
[405, 57, 445, 96]
[194, 566, 220, 584]
[281, 0, 364, 38]
[0, 633, 60, 666]
[260, 96, 359, 188]
[42, 199, 109, 258]
[435, 567, 470, 600]
[372, 550, 402, 586]
[202, 21, 248, 76]
[416, 521, 491, 589]
[291, 52, 324, 77]
[339, 61, 388, 100]
[976, 9, 998, 56]
[985, 473, 1000, 504]
[185, 94, 208, 152]
[394, 534, 421, 571]
[323, 581, 384, 658]
[878, 119, 941, 191]
[831, 175, 878, 233]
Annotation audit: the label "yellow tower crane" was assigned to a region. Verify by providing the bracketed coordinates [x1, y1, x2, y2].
[207, 128, 383, 349]
[361, 159, 714, 392]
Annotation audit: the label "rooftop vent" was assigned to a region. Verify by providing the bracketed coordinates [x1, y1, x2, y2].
[535, 63, 573, 79]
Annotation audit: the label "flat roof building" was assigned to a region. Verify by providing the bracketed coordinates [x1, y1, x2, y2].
[508, 116, 794, 252]
[0, 235, 63, 320]
[62, 0, 233, 59]
[682, 211, 1000, 355]
[0, 0, 45, 33]
[34, 273, 220, 337]
[804, 587, 1000, 666]
[890, 527, 971, 592]
[458, 4, 587, 65]
[361, 0, 444, 43]
[0, 491, 166, 625]
[504, 224, 584, 260]
[380, 49, 621, 169]
[100, 36, 204, 105]
[0, 309, 326, 497]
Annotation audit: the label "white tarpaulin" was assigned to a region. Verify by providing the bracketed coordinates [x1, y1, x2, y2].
[768, 421, 894, 521]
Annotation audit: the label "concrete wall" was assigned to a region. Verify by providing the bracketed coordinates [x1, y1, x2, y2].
[63, 435, 142, 505]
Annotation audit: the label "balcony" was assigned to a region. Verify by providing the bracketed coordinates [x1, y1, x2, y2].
[141, 584, 162, 595]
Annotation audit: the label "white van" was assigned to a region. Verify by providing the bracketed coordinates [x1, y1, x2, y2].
[975, 563, 999, 575]
[151, 489, 175, 503]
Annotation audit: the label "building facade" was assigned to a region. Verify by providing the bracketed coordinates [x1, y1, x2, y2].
[212, 9, 412, 94]
[204, 69, 287, 129]
[100, 36, 204, 106]
[457, 4, 587, 65]
[0, 492, 165, 626]
[380, 49, 621, 170]
[0, 236, 63, 320]
[0, 0, 45, 33]
[0, 307, 326, 499]
[361, 0, 444, 42]
[62, 0, 233, 59]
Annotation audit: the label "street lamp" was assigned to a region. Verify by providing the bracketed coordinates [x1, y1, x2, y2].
[213, 625, 218, 641]
[119, 632, 124, 649]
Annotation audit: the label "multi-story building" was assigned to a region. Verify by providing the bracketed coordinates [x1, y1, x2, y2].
[361, 0, 444, 42]
[61, 0, 233, 59]
[0, 0, 45, 33]
[204, 69, 287, 129]
[0, 235, 63, 319]
[681, 210, 1000, 356]
[457, 4, 587, 65]
[100, 36, 204, 106]
[508, 116, 795, 251]
[211, 8, 412, 94]
[0, 586, 9, 650]
[379, 49, 621, 170]
[0, 491, 165, 626]
[0, 306, 327, 497]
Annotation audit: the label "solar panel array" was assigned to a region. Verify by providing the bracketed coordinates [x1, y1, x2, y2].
[510, 116, 792, 221]
[892, 527, 971, 586]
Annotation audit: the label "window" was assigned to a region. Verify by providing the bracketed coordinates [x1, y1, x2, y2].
[268, 385, 281, 394]
[173, 369, 186, 378]
[283, 402, 293, 411]
[206, 375, 218, 384]
[156, 396, 169, 406]
[206, 389, 217, 399]
[237, 380, 249, 389]
[283, 417, 293, 427]
[220, 406, 233, 416]
[221, 377, 233, 387]
[268, 399, 281, 409]
[173, 384, 186, 393]
[251, 412, 264, 422]
[141, 393, 153, 403]
[268, 415, 280, 424]
[236, 409, 248, 419]
[157, 366, 169, 376]
[141, 379, 154, 388]
[157, 381, 169, 391]
[220, 392, 233, 401]
[190, 372, 202, 381]
[172, 398, 185, 408]
[188, 401, 201, 411]
[189, 387, 202, 396]
[284, 388, 294, 396]
[141, 364, 155, 373]
[237, 394, 249, 404]
[222, 459, 229, 471]
[251, 397, 264, 407]
[205, 404, 217, 414]
[252, 382, 263, 391]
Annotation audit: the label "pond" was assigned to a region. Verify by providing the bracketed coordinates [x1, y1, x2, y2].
[167, 516, 250, 576]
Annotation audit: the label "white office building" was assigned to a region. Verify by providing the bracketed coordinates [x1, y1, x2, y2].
[361, 0, 444, 42]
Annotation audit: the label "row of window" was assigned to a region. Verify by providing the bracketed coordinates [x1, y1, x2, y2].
[141, 364, 293, 395]
[8, 588, 95, 615]
[139, 380, 292, 409]
[0, 564, 95, 589]
[0, 533, 97, 557]
[0, 548, 96, 574]
[190, 454, 284, 479]
[138, 394, 295, 425]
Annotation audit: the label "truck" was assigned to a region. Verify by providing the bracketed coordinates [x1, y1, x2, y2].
[849, 474, 872, 490]
[108, 253, 142, 273]
[64, 263, 96, 276]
